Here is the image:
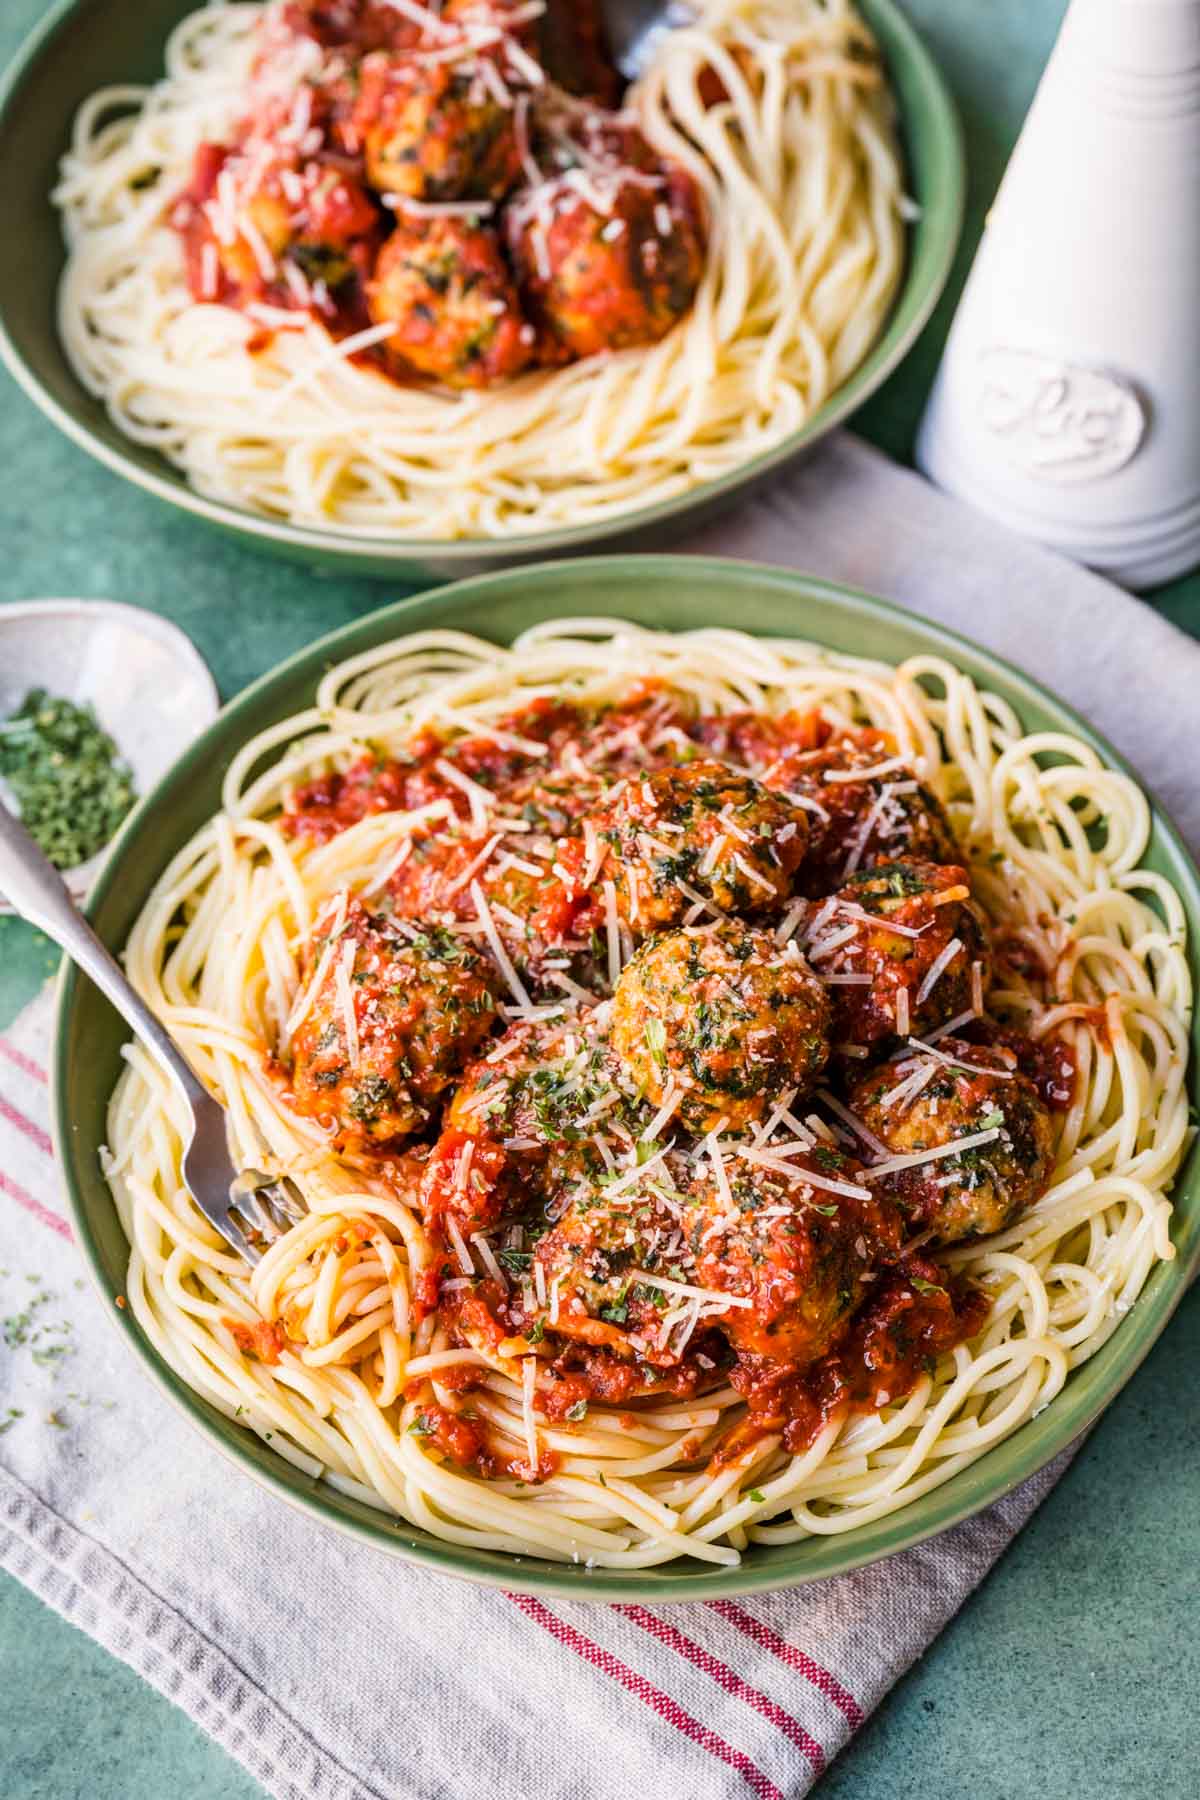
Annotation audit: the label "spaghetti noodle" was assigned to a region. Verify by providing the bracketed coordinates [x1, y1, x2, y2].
[54, 0, 906, 539]
[102, 620, 1192, 1567]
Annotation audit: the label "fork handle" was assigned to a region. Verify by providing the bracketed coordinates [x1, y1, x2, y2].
[0, 802, 210, 1110]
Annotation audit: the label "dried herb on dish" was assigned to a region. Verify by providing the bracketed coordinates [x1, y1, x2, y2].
[0, 688, 136, 870]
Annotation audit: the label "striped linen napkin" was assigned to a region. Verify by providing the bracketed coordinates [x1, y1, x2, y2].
[2, 433, 1198, 1799]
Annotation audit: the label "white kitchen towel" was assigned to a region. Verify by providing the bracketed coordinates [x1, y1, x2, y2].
[1, 432, 1197, 1800]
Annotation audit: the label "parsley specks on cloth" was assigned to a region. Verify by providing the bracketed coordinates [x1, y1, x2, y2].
[0, 688, 137, 869]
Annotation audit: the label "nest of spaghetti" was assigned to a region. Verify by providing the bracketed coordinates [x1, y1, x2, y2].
[170, 0, 710, 391]
[230, 675, 1131, 1506]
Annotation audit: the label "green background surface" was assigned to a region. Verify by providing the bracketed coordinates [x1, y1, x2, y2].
[0, 0, 1196, 1795]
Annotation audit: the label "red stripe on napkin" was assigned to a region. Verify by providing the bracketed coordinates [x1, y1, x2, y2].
[0, 1093, 53, 1158]
[708, 1600, 863, 1727]
[0, 1167, 72, 1240]
[509, 1594, 785, 1800]
[0, 1038, 48, 1085]
[619, 1604, 825, 1772]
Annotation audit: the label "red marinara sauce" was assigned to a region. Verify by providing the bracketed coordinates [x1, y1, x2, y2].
[411, 1401, 557, 1483]
[722, 1261, 990, 1463]
[968, 1020, 1078, 1112]
[280, 689, 689, 843]
[223, 1317, 288, 1364]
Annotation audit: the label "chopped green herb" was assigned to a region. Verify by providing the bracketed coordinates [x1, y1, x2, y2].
[565, 1400, 588, 1423]
[746, 1488, 765, 1504]
[910, 1276, 945, 1296]
[643, 1017, 667, 1065]
[0, 688, 137, 870]
[497, 1248, 532, 1275]
[346, 1073, 394, 1125]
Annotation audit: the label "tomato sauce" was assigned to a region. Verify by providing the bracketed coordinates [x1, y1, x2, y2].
[412, 1401, 557, 1483]
[224, 1317, 288, 1363]
[721, 1261, 989, 1464]
[269, 679, 1080, 1493]
[969, 1019, 1078, 1112]
[281, 689, 690, 844]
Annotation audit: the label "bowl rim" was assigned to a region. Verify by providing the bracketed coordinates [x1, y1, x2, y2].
[50, 555, 1200, 1601]
[0, 0, 966, 566]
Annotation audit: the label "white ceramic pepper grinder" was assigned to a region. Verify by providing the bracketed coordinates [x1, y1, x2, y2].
[915, 0, 1200, 589]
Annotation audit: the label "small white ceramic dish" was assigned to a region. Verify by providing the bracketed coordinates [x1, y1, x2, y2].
[0, 598, 219, 906]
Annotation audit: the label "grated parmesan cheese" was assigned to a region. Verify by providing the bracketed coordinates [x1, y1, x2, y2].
[471, 1232, 506, 1286]
[434, 757, 494, 830]
[445, 1216, 475, 1277]
[470, 880, 532, 1008]
[914, 937, 963, 1007]
[335, 939, 360, 1069]
[865, 1124, 1003, 1180]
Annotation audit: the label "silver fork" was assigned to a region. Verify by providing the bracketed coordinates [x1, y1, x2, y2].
[0, 801, 305, 1263]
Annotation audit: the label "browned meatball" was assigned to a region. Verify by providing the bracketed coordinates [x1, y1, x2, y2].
[765, 735, 959, 896]
[847, 1036, 1056, 1244]
[423, 1008, 637, 1235]
[178, 144, 380, 309]
[809, 860, 991, 1054]
[507, 115, 705, 360]
[589, 759, 809, 933]
[290, 903, 500, 1153]
[687, 1147, 902, 1363]
[388, 823, 605, 990]
[532, 1150, 699, 1361]
[352, 46, 523, 202]
[367, 218, 533, 388]
[611, 921, 831, 1135]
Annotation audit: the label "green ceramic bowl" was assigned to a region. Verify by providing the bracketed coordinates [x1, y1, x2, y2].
[0, 0, 963, 579]
[52, 558, 1200, 1600]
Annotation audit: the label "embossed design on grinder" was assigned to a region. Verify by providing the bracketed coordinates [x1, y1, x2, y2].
[974, 347, 1146, 483]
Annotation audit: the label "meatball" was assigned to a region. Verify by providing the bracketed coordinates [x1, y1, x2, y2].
[686, 1147, 902, 1363]
[765, 735, 959, 896]
[508, 153, 706, 360]
[810, 860, 991, 1053]
[590, 759, 809, 933]
[290, 903, 500, 1152]
[507, 107, 705, 360]
[424, 1008, 634, 1234]
[532, 1155, 699, 1361]
[388, 824, 603, 988]
[611, 921, 832, 1135]
[178, 145, 380, 307]
[353, 48, 522, 201]
[847, 1036, 1056, 1244]
[367, 218, 533, 388]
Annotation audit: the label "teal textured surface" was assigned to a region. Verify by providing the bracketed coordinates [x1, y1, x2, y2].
[1, 0, 1198, 1793]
